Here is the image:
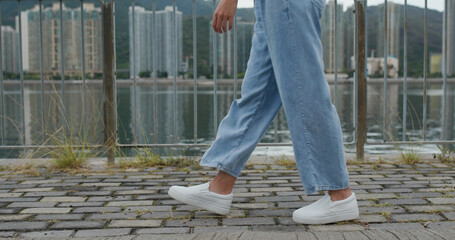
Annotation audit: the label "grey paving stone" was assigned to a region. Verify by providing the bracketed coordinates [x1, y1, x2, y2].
[248, 209, 293, 217]
[427, 197, 455, 204]
[40, 196, 87, 202]
[406, 205, 454, 213]
[308, 224, 366, 231]
[106, 200, 155, 207]
[194, 209, 246, 218]
[251, 225, 308, 232]
[34, 214, 85, 221]
[109, 220, 162, 228]
[425, 221, 455, 229]
[240, 231, 300, 240]
[250, 187, 294, 192]
[134, 194, 172, 200]
[0, 214, 32, 221]
[21, 207, 72, 214]
[223, 217, 276, 226]
[58, 201, 106, 207]
[21, 180, 61, 185]
[165, 218, 218, 227]
[357, 214, 388, 223]
[277, 217, 297, 225]
[368, 222, 425, 230]
[254, 195, 300, 202]
[87, 213, 137, 220]
[140, 211, 191, 219]
[0, 192, 23, 197]
[72, 206, 122, 213]
[123, 205, 173, 212]
[193, 226, 249, 233]
[0, 222, 49, 230]
[359, 206, 406, 214]
[0, 197, 40, 202]
[369, 188, 414, 193]
[23, 191, 68, 197]
[87, 196, 133, 202]
[51, 220, 106, 229]
[69, 191, 113, 196]
[115, 190, 158, 195]
[231, 202, 274, 209]
[0, 208, 21, 214]
[233, 192, 272, 198]
[391, 213, 444, 222]
[135, 227, 190, 234]
[378, 198, 429, 205]
[13, 187, 54, 192]
[156, 200, 182, 205]
[355, 193, 397, 200]
[442, 211, 455, 220]
[277, 201, 310, 209]
[0, 231, 15, 237]
[20, 230, 74, 238]
[8, 202, 57, 208]
[74, 228, 132, 237]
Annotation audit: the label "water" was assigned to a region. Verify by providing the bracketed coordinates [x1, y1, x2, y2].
[0, 79, 453, 158]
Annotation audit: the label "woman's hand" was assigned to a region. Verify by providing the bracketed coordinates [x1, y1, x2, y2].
[212, 0, 238, 33]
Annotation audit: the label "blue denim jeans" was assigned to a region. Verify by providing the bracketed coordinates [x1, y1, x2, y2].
[200, 0, 350, 195]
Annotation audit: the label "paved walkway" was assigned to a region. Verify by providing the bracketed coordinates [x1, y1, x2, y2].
[0, 161, 454, 239]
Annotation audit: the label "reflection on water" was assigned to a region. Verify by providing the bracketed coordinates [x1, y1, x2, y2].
[0, 80, 453, 158]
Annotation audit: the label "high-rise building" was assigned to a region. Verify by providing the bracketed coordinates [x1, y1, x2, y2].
[321, 0, 345, 73]
[430, 52, 443, 74]
[342, 4, 355, 72]
[209, 18, 254, 78]
[129, 6, 183, 78]
[17, 3, 102, 75]
[1, 26, 20, 74]
[444, 0, 454, 76]
[376, 2, 400, 62]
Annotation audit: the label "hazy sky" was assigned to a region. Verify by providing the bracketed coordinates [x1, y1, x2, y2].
[237, 0, 445, 12]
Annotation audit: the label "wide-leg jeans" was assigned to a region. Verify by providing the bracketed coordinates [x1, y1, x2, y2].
[200, 0, 350, 195]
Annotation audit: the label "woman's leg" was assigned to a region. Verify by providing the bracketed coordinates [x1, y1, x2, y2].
[199, 5, 283, 189]
[255, 0, 350, 195]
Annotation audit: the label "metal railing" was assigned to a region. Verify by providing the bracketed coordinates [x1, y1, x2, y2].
[0, 0, 453, 163]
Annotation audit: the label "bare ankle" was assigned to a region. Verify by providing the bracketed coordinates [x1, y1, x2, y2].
[208, 171, 236, 195]
[328, 187, 352, 201]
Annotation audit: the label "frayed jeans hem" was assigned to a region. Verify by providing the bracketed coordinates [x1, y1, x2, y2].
[305, 184, 350, 195]
[199, 161, 241, 179]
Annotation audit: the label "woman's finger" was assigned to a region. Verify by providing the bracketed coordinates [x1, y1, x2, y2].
[221, 16, 229, 33]
[228, 16, 233, 30]
[212, 13, 218, 32]
[216, 15, 224, 33]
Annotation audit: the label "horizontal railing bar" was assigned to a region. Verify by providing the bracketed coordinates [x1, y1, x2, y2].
[1, 140, 454, 150]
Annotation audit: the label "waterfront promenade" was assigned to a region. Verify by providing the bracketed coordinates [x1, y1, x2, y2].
[0, 156, 454, 239]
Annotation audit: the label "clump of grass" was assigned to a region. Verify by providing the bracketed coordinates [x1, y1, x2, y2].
[9, 162, 40, 176]
[400, 149, 421, 165]
[433, 145, 455, 163]
[116, 147, 197, 170]
[272, 154, 296, 168]
[380, 211, 392, 221]
[371, 202, 392, 207]
[46, 127, 94, 171]
[346, 158, 365, 166]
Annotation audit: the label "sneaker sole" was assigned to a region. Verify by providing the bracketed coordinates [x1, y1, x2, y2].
[168, 187, 231, 215]
[293, 208, 360, 224]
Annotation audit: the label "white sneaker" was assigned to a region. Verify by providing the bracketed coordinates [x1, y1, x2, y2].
[168, 182, 233, 215]
[292, 192, 359, 224]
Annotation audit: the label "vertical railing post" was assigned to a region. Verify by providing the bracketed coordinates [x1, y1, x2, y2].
[0, 1, 4, 146]
[356, 0, 366, 161]
[102, 1, 116, 165]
